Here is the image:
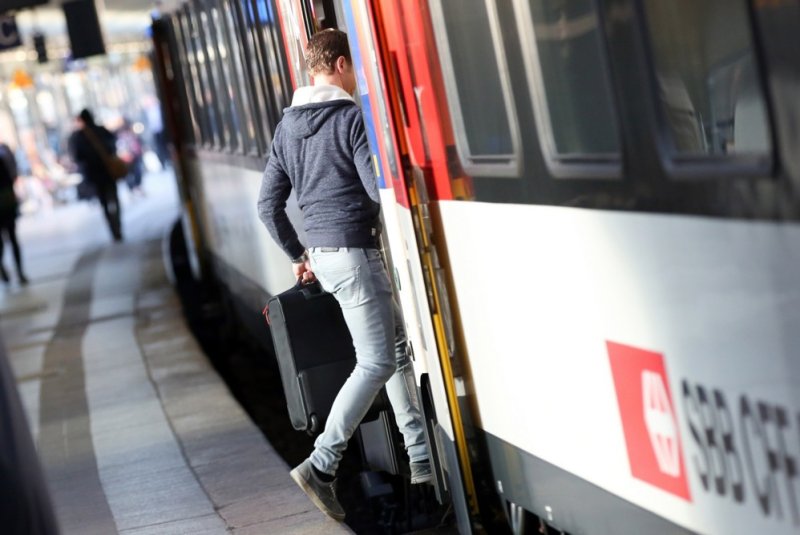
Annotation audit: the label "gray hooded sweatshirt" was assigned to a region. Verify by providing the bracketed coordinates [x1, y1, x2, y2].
[257, 85, 380, 260]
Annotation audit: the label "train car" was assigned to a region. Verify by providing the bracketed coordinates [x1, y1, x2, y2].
[151, 0, 800, 534]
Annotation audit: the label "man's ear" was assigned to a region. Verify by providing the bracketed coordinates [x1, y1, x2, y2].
[335, 56, 347, 73]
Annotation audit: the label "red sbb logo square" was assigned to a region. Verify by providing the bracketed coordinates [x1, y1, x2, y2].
[607, 341, 692, 501]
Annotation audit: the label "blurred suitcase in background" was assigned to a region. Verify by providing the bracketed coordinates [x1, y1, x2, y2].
[266, 280, 362, 434]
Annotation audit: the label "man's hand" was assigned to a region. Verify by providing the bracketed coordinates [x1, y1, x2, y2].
[292, 259, 316, 283]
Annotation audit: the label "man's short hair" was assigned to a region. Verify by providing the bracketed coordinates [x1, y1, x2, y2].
[305, 29, 351, 75]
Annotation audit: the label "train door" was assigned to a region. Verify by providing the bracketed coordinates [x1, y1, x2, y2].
[337, 1, 485, 532]
[272, 0, 481, 528]
[272, 0, 418, 479]
[337, 0, 457, 507]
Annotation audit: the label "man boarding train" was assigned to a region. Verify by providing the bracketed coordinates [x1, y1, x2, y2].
[257, 29, 432, 520]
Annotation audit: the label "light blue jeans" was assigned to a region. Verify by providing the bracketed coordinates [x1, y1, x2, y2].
[307, 247, 428, 475]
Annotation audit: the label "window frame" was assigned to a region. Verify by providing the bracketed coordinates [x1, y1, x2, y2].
[512, 0, 623, 180]
[276, 0, 312, 89]
[636, 0, 775, 180]
[232, 0, 270, 154]
[177, 8, 210, 146]
[216, 0, 259, 155]
[251, 0, 292, 133]
[428, 0, 523, 178]
[189, 1, 224, 149]
[343, 0, 400, 183]
[170, 14, 201, 144]
[203, 0, 240, 152]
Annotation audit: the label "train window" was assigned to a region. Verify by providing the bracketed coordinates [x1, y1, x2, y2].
[187, 6, 222, 147]
[360, 34, 399, 180]
[344, 1, 399, 181]
[179, 14, 209, 145]
[429, 0, 521, 177]
[309, 0, 339, 30]
[221, 0, 259, 155]
[207, 2, 242, 152]
[177, 13, 201, 144]
[276, 0, 311, 89]
[171, 15, 201, 144]
[514, 0, 621, 171]
[250, 0, 290, 135]
[236, 0, 272, 152]
[642, 0, 771, 159]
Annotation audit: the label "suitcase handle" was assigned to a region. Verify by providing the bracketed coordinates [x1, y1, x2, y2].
[295, 279, 327, 300]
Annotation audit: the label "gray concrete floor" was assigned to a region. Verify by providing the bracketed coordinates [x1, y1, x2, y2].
[1, 173, 350, 534]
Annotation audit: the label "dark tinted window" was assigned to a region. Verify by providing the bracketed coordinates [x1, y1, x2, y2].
[171, 15, 201, 143]
[220, 1, 258, 153]
[431, 0, 519, 174]
[192, 8, 223, 147]
[521, 0, 620, 158]
[254, 0, 291, 126]
[643, 0, 770, 156]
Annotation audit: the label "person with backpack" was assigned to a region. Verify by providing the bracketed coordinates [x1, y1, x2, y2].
[116, 119, 145, 196]
[68, 109, 123, 241]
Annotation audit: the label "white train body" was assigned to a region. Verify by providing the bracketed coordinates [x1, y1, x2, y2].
[152, 0, 800, 532]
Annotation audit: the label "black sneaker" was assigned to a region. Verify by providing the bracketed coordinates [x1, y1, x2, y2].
[410, 460, 433, 485]
[290, 459, 345, 521]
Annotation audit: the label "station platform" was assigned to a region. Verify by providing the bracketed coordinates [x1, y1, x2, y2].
[1, 173, 350, 534]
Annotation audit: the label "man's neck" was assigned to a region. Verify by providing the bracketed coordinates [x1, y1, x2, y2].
[312, 73, 344, 91]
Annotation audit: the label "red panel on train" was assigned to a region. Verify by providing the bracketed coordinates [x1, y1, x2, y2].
[607, 341, 692, 501]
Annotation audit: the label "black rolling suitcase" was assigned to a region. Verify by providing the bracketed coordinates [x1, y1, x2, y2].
[266, 280, 357, 434]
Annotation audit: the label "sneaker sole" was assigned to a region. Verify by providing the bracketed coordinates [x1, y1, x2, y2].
[290, 468, 346, 522]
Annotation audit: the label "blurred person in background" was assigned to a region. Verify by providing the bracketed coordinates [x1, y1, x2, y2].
[117, 119, 145, 197]
[0, 142, 16, 179]
[69, 109, 123, 242]
[144, 95, 169, 168]
[0, 143, 28, 285]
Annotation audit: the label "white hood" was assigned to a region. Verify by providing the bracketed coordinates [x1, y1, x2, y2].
[290, 84, 355, 107]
